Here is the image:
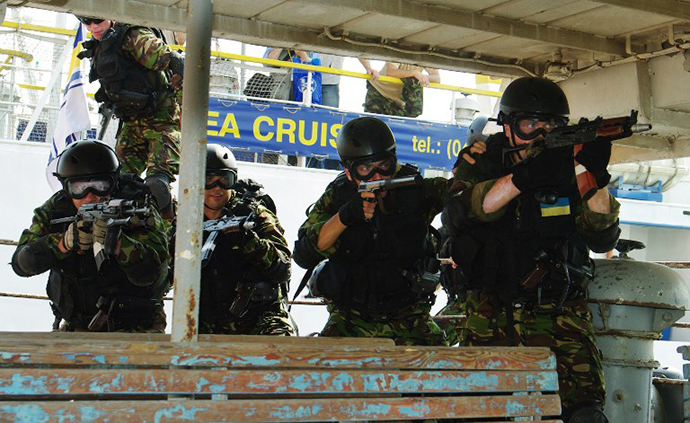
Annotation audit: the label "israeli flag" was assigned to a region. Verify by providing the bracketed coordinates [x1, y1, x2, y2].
[46, 24, 91, 191]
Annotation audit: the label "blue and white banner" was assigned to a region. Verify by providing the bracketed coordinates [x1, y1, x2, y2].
[207, 98, 469, 171]
[46, 24, 91, 191]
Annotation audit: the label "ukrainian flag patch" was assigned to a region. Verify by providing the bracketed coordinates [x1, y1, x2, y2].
[541, 197, 571, 217]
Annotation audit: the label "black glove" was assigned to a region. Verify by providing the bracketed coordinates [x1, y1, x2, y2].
[442, 193, 470, 236]
[338, 196, 366, 226]
[575, 138, 612, 189]
[510, 147, 569, 192]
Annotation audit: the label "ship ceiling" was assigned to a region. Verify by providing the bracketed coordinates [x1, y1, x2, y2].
[9, 0, 690, 160]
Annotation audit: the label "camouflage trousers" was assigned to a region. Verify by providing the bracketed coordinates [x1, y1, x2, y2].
[363, 78, 423, 118]
[199, 302, 295, 336]
[116, 107, 181, 182]
[445, 290, 605, 410]
[320, 302, 449, 346]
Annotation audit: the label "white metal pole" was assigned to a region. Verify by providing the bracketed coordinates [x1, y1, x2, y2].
[171, 0, 213, 343]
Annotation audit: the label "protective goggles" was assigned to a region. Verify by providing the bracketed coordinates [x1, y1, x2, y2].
[77, 17, 104, 25]
[205, 171, 236, 190]
[349, 154, 396, 181]
[510, 115, 567, 140]
[66, 177, 114, 199]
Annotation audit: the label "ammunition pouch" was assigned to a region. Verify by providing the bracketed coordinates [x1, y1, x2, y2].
[108, 89, 156, 119]
[250, 281, 279, 303]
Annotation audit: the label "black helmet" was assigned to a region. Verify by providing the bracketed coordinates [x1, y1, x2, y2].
[55, 140, 120, 198]
[55, 139, 120, 180]
[206, 143, 238, 174]
[498, 77, 569, 122]
[336, 117, 396, 165]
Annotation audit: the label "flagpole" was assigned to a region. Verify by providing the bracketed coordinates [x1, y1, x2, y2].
[19, 36, 73, 143]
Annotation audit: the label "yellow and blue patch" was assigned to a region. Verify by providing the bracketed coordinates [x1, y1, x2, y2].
[540, 197, 571, 217]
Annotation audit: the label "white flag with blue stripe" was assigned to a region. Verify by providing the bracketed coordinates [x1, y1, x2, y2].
[46, 24, 91, 191]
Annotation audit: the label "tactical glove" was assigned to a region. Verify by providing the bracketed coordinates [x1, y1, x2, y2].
[64, 221, 93, 252]
[92, 218, 108, 246]
[338, 196, 366, 226]
[575, 138, 612, 189]
[510, 147, 569, 192]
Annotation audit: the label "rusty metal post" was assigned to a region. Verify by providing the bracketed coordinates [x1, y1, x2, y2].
[171, 0, 213, 343]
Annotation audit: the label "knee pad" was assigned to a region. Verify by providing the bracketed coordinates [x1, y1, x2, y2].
[566, 402, 609, 423]
[145, 175, 172, 211]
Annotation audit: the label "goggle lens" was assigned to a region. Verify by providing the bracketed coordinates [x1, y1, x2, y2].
[351, 156, 396, 181]
[205, 171, 236, 190]
[67, 178, 113, 199]
[513, 116, 566, 140]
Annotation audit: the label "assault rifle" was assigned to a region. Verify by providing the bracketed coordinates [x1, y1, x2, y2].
[201, 216, 256, 263]
[357, 174, 423, 194]
[524, 110, 652, 200]
[51, 198, 154, 270]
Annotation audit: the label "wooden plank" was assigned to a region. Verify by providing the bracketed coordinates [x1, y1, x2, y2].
[0, 396, 562, 421]
[0, 342, 556, 371]
[0, 368, 559, 395]
[0, 332, 395, 346]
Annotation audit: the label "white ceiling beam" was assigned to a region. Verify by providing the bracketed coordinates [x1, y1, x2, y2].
[590, 0, 690, 21]
[298, 0, 627, 57]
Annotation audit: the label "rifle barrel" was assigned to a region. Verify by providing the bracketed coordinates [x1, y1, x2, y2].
[631, 124, 652, 133]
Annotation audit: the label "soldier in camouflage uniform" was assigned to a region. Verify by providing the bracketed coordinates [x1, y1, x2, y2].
[441, 77, 620, 423]
[11, 140, 170, 332]
[362, 62, 439, 118]
[77, 16, 184, 219]
[293, 117, 450, 346]
[198, 144, 294, 335]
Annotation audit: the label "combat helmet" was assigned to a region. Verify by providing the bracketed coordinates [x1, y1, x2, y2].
[206, 144, 238, 189]
[497, 77, 569, 123]
[336, 117, 396, 165]
[55, 139, 120, 198]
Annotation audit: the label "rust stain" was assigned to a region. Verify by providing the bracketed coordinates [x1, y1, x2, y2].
[183, 188, 189, 195]
[185, 288, 197, 341]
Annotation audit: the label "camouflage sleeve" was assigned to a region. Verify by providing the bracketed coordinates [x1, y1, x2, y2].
[577, 191, 620, 231]
[115, 206, 170, 287]
[465, 179, 509, 222]
[13, 195, 71, 274]
[121, 27, 175, 71]
[422, 176, 452, 223]
[241, 204, 291, 282]
[293, 186, 339, 268]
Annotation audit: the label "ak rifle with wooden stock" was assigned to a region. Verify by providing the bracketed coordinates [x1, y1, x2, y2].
[529, 110, 652, 200]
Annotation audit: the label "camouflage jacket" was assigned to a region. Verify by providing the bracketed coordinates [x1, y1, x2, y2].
[11, 177, 171, 323]
[200, 191, 291, 319]
[444, 133, 620, 295]
[294, 165, 452, 268]
[88, 24, 181, 120]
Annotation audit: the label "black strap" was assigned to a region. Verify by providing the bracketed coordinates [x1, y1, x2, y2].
[290, 266, 315, 311]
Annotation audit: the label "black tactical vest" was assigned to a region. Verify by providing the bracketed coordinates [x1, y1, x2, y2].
[86, 23, 171, 120]
[453, 133, 591, 296]
[327, 165, 434, 314]
[199, 197, 286, 321]
[46, 174, 167, 326]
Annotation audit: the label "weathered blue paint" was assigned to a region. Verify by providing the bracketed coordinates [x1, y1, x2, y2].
[428, 359, 462, 369]
[263, 372, 281, 383]
[389, 372, 501, 392]
[60, 353, 106, 364]
[118, 356, 128, 363]
[340, 401, 391, 418]
[505, 399, 529, 416]
[483, 359, 505, 370]
[286, 373, 315, 392]
[153, 403, 208, 423]
[525, 371, 559, 390]
[196, 376, 210, 392]
[0, 405, 50, 423]
[268, 404, 323, 419]
[75, 405, 108, 423]
[536, 355, 557, 369]
[399, 400, 431, 418]
[170, 355, 220, 366]
[234, 355, 281, 366]
[0, 352, 30, 362]
[87, 373, 123, 394]
[361, 373, 387, 392]
[330, 373, 354, 392]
